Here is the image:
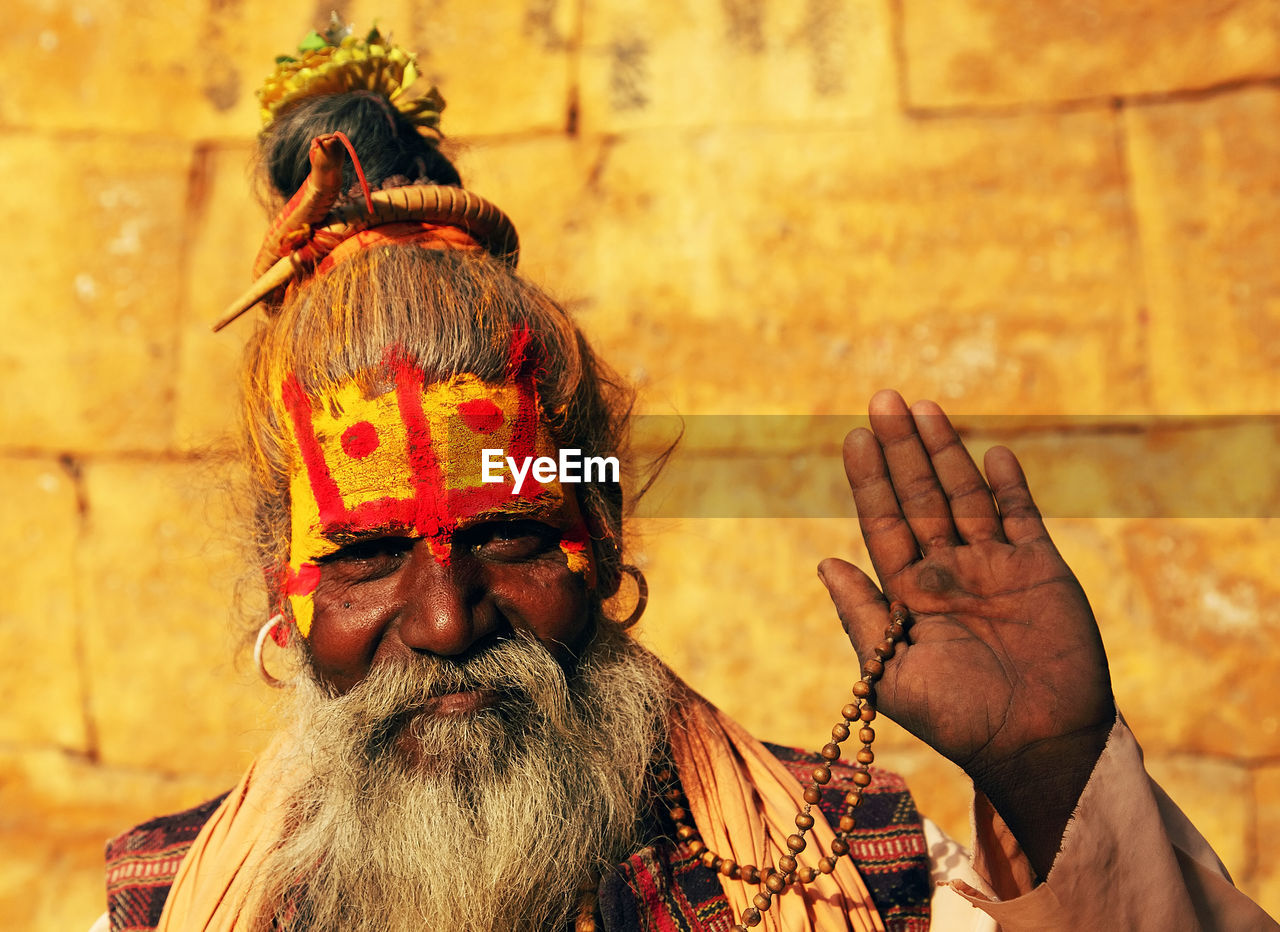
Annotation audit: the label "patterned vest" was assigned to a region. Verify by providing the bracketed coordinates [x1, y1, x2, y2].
[105, 744, 931, 931]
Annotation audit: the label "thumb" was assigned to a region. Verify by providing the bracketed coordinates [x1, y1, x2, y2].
[817, 557, 891, 663]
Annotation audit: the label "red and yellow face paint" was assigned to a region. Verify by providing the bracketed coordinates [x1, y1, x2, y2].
[278, 353, 592, 636]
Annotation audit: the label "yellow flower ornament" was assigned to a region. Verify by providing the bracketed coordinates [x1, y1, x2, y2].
[257, 23, 445, 135]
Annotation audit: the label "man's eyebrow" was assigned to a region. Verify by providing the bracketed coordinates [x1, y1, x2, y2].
[321, 525, 417, 545]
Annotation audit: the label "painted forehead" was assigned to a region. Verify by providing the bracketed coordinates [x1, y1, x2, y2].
[279, 356, 591, 636]
[284, 364, 564, 550]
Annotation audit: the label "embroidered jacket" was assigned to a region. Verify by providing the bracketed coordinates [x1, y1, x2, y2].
[105, 744, 931, 931]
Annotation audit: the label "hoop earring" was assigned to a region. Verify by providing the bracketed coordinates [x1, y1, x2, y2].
[255, 614, 291, 689]
[616, 564, 648, 629]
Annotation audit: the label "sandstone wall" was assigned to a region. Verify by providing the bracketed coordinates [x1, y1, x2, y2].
[1, 1, 1277, 927]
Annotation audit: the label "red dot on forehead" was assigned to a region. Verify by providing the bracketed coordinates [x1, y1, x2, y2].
[457, 397, 505, 433]
[340, 421, 380, 459]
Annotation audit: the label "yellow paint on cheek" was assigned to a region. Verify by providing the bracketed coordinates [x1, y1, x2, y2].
[289, 592, 316, 638]
[560, 538, 591, 576]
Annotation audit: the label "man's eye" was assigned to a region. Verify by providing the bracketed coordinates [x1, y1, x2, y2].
[319, 536, 417, 565]
[463, 521, 558, 560]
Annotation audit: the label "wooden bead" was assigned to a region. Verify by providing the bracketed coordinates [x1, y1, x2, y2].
[575, 916, 596, 932]
[644, 628, 915, 922]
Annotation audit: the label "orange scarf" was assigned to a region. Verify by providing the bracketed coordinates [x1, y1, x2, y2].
[668, 688, 885, 932]
[158, 687, 884, 931]
[155, 735, 296, 931]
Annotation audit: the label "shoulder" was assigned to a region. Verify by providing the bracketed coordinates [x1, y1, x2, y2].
[104, 792, 229, 932]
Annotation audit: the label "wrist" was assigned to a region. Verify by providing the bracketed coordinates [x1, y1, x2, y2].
[969, 715, 1115, 880]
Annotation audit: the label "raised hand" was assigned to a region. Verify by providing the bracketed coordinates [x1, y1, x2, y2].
[818, 390, 1115, 877]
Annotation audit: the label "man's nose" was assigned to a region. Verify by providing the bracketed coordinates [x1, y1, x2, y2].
[393, 541, 489, 657]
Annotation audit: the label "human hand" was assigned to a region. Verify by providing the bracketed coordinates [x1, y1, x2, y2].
[818, 390, 1115, 876]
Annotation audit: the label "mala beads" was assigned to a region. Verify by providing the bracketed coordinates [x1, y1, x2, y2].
[572, 602, 911, 932]
[686, 602, 910, 932]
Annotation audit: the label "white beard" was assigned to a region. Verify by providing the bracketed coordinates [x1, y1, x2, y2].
[251, 623, 672, 931]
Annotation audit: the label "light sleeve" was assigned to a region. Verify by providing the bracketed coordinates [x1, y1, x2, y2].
[926, 716, 1278, 931]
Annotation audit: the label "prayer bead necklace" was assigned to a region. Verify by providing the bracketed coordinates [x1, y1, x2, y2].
[574, 602, 911, 932]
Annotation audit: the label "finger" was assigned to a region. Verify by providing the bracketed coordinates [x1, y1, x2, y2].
[842, 426, 919, 582]
[984, 446, 1051, 545]
[817, 557, 890, 661]
[910, 399, 1004, 544]
[868, 390, 961, 554]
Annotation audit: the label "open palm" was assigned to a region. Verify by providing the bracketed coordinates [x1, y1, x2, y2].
[819, 391, 1115, 875]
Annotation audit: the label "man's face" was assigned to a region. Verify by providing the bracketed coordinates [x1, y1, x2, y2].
[258, 352, 669, 932]
[280, 358, 596, 695]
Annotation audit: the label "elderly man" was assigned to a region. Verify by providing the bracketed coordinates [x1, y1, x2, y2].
[96, 25, 1275, 932]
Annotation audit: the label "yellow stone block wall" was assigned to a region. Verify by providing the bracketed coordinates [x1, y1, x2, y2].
[1, 1, 1277, 927]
